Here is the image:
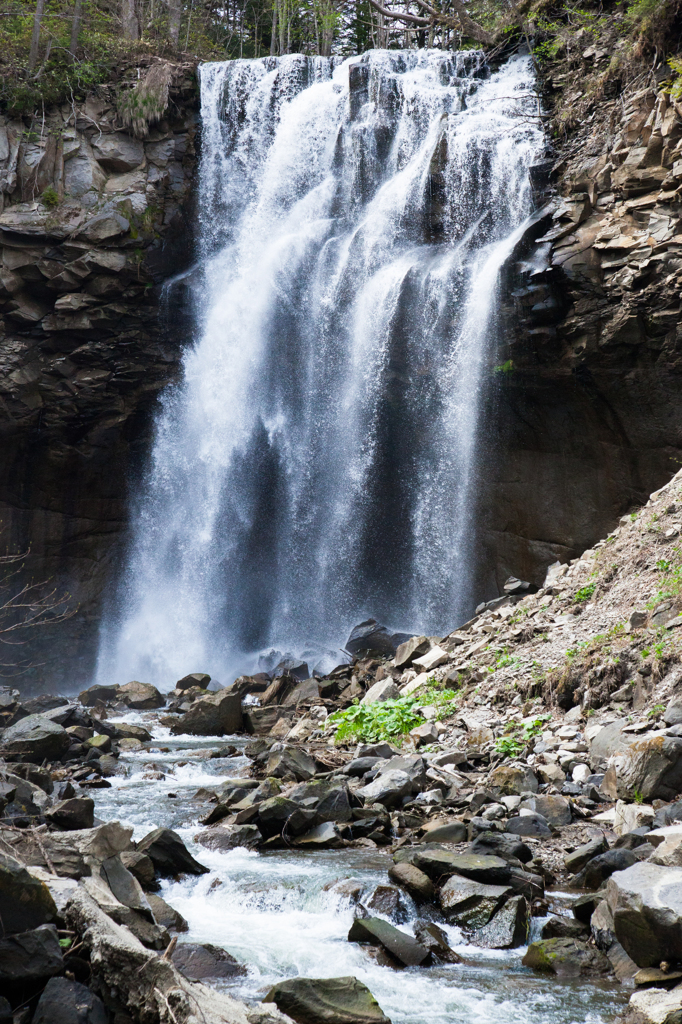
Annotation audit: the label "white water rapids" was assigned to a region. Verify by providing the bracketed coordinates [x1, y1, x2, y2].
[94, 716, 626, 1024]
[98, 49, 546, 687]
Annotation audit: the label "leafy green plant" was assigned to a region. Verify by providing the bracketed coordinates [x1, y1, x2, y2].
[327, 695, 423, 744]
[421, 683, 460, 721]
[494, 736, 524, 758]
[574, 581, 597, 603]
[493, 359, 514, 374]
[41, 185, 59, 209]
[648, 704, 666, 717]
[59, 937, 72, 949]
[633, 789, 645, 804]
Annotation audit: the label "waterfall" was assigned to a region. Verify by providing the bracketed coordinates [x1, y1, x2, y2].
[97, 48, 545, 687]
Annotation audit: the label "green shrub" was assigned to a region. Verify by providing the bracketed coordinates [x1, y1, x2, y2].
[327, 695, 424, 744]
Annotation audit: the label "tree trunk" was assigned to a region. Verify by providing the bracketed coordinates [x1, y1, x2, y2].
[168, 0, 181, 44]
[28, 0, 46, 71]
[121, 0, 139, 39]
[270, 0, 277, 54]
[69, 0, 83, 58]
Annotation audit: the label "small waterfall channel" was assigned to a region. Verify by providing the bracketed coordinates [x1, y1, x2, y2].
[98, 49, 547, 687]
[95, 711, 626, 1024]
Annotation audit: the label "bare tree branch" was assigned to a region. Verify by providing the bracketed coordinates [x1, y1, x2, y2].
[366, 0, 496, 44]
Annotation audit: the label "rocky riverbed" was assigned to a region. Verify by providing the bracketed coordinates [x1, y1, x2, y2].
[2, 469, 682, 1024]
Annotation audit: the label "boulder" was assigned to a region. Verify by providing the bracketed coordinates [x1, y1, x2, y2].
[194, 824, 262, 852]
[33, 977, 108, 1024]
[439, 875, 511, 927]
[614, 736, 682, 801]
[116, 724, 152, 742]
[243, 706, 289, 734]
[137, 828, 209, 877]
[117, 681, 165, 710]
[488, 764, 538, 795]
[1, 714, 70, 762]
[473, 894, 528, 948]
[412, 645, 448, 671]
[469, 832, 533, 864]
[258, 796, 316, 838]
[146, 892, 188, 931]
[589, 719, 638, 764]
[293, 822, 343, 848]
[653, 799, 682, 829]
[522, 937, 612, 978]
[176, 672, 211, 690]
[45, 797, 95, 831]
[171, 690, 242, 735]
[394, 636, 430, 668]
[412, 920, 462, 963]
[120, 850, 156, 888]
[614, 799, 655, 835]
[506, 813, 552, 838]
[410, 722, 439, 746]
[421, 819, 467, 844]
[541, 916, 588, 940]
[91, 132, 144, 172]
[102, 855, 153, 918]
[346, 757, 384, 777]
[171, 942, 246, 980]
[408, 848, 510, 885]
[288, 780, 353, 823]
[388, 862, 435, 903]
[664, 698, 682, 727]
[266, 746, 317, 781]
[627, 988, 682, 1024]
[519, 794, 571, 827]
[0, 923, 63, 980]
[571, 849, 639, 890]
[356, 743, 398, 759]
[365, 885, 405, 920]
[348, 916, 431, 966]
[346, 619, 399, 658]
[650, 827, 682, 867]
[0, 852, 58, 933]
[606, 861, 682, 967]
[78, 684, 119, 706]
[564, 836, 608, 874]
[265, 976, 391, 1024]
[79, 210, 130, 242]
[356, 769, 412, 807]
[572, 893, 604, 925]
[361, 680, 400, 704]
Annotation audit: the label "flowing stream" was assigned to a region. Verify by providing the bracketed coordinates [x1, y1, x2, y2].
[98, 48, 547, 688]
[93, 714, 627, 1024]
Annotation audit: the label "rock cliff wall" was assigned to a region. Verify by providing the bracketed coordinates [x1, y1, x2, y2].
[0, 63, 199, 685]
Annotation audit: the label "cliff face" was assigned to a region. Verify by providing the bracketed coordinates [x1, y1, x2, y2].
[0, 63, 199, 685]
[3, 46, 682, 688]
[475, 60, 682, 600]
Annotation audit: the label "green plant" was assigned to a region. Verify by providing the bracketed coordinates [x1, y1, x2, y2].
[494, 736, 524, 758]
[493, 359, 514, 374]
[422, 683, 460, 721]
[633, 789, 645, 804]
[327, 695, 423, 744]
[574, 581, 597, 603]
[59, 937, 72, 949]
[648, 704, 666, 717]
[40, 185, 59, 208]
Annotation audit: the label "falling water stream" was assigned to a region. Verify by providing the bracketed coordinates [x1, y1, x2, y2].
[93, 713, 627, 1024]
[98, 48, 548, 688]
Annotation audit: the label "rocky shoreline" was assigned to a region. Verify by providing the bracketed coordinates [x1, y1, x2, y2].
[2, 470, 682, 1024]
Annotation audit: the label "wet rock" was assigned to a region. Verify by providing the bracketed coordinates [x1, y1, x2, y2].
[564, 836, 608, 874]
[590, 898, 616, 951]
[265, 976, 391, 1024]
[571, 849, 638, 889]
[293, 822, 343, 848]
[407, 848, 510, 885]
[421, 819, 467, 844]
[473, 894, 528, 949]
[346, 757, 384, 777]
[117, 680, 165, 710]
[137, 827, 209, 877]
[171, 941, 246, 980]
[356, 769, 412, 808]
[176, 672, 211, 690]
[615, 736, 682, 801]
[78, 684, 119, 706]
[266, 746, 317, 781]
[102, 855, 153, 918]
[439, 875, 511, 927]
[606, 861, 682, 967]
[195, 823, 263, 852]
[0, 923, 63, 980]
[505, 813, 552, 838]
[488, 764, 538, 795]
[120, 850, 156, 888]
[45, 797, 95, 831]
[258, 796, 317, 838]
[469, 832, 533, 864]
[522, 937, 612, 978]
[346, 619, 400, 659]
[388, 862, 435, 903]
[33, 976, 108, 1024]
[348, 916, 431, 966]
[288, 780, 353, 823]
[627, 987, 682, 1024]
[541, 916, 589, 940]
[0, 998, 10, 1023]
[413, 920, 462, 963]
[147, 892, 188, 931]
[170, 690, 242, 735]
[572, 892, 604, 925]
[365, 885, 405, 920]
[1, 714, 70, 762]
[0, 852, 58, 933]
[86, 733, 112, 753]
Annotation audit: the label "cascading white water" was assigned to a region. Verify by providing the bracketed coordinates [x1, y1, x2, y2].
[97, 49, 545, 686]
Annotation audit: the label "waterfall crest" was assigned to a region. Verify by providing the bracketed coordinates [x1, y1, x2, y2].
[97, 49, 545, 685]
